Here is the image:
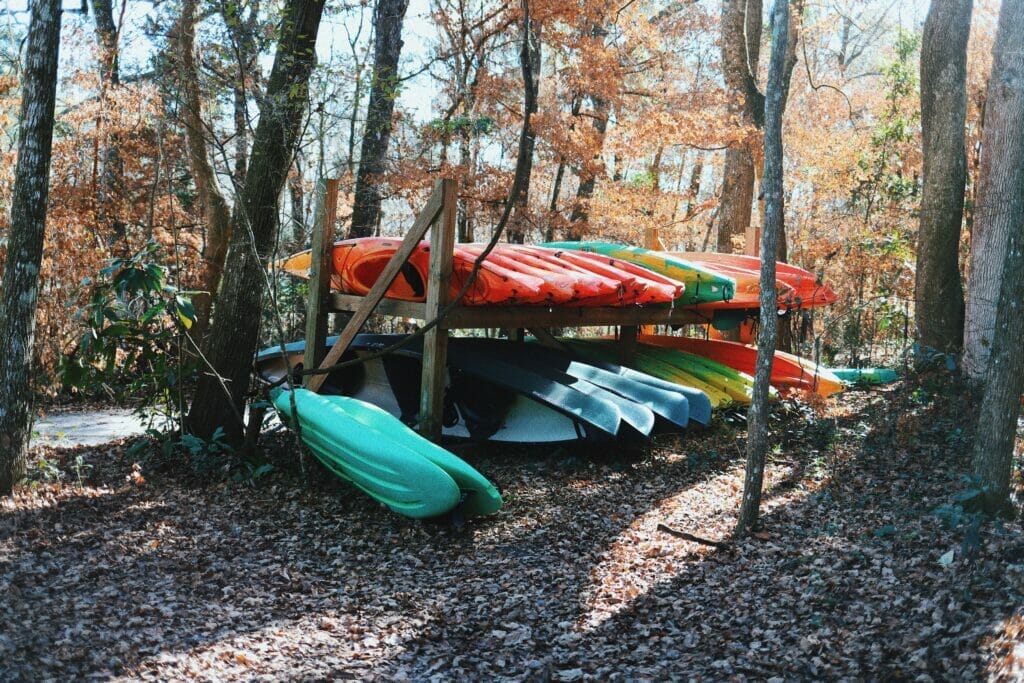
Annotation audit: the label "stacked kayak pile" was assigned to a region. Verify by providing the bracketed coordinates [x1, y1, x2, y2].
[277, 238, 688, 306]
[277, 238, 837, 319]
[257, 335, 708, 446]
[543, 242, 838, 314]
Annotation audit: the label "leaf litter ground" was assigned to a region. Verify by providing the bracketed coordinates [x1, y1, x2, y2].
[2, 383, 1023, 681]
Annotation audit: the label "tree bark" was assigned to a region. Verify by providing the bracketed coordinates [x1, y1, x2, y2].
[914, 0, 972, 355]
[171, 0, 234, 341]
[963, 0, 1024, 381]
[717, 0, 763, 253]
[186, 0, 326, 444]
[508, 14, 542, 244]
[568, 25, 609, 239]
[0, 0, 62, 495]
[737, 0, 788, 536]
[969, 0, 1024, 510]
[347, 0, 410, 238]
[92, 0, 126, 247]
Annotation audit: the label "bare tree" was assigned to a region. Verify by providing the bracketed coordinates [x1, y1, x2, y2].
[968, 0, 1024, 511]
[736, 0, 789, 535]
[0, 0, 62, 494]
[716, 0, 763, 253]
[348, 0, 411, 238]
[914, 0, 972, 355]
[507, 10, 541, 244]
[92, 0, 125, 246]
[186, 0, 326, 444]
[170, 0, 234, 339]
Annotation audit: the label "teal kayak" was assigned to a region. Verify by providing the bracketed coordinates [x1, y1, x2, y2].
[271, 388, 501, 518]
[830, 368, 899, 385]
[542, 241, 736, 305]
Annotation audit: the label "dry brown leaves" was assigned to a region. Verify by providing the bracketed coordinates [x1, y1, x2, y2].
[1, 386, 1022, 681]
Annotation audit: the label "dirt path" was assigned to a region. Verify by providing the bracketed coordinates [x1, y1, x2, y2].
[31, 409, 151, 448]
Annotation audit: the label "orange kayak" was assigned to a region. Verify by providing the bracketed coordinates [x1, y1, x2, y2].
[638, 334, 845, 397]
[673, 252, 837, 308]
[549, 249, 686, 304]
[672, 255, 798, 310]
[459, 244, 620, 304]
[277, 238, 552, 305]
[277, 238, 683, 306]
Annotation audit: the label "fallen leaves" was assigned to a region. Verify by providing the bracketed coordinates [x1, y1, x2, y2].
[0, 385, 1021, 680]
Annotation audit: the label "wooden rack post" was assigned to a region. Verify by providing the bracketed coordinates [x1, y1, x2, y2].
[303, 178, 339, 386]
[418, 180, 457, 439]
[304, 179, 447, 396]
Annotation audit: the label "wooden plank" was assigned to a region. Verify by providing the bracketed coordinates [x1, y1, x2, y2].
[327, 294, 711, 328]
[745, 224, 762, 256]
[418, 179, 457, 438]
[303, 178, 339, 387]
[305, 180, 446, 393]
[641, 228, 662, 336]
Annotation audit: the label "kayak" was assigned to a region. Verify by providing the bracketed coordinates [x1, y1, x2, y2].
[831, 367, 899, 385]
[673, 252, 838, 309]
[638, 335, 845, 397]
[543, 241, 736, 306]
[271, 387, 465, 518]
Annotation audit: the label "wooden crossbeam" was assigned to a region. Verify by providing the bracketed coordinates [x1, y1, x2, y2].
[327, 295, 711, 328]
[304, 179, 446, 394]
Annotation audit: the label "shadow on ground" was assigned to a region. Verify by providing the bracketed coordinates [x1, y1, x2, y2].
[1, 386, 1021, 680]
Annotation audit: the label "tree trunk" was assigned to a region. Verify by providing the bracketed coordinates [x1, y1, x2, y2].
[963, 0, 1024, 381]
[968, 0, 1024, 510]
[347, 0, 411, 238]
[186, 0, 326, 444]
[737, 0, 789, 536]
[289, 159, 306, 246]
[508, 15, 542, 244]
[92, 0, 125, 247]
[914, 0, 972, 355]
[171, 0, 234, 341]
[717, 0, 764, 253]
[0, 0, 62, 495]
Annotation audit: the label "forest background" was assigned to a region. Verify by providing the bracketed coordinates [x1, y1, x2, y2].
[0, 0, 987, 387]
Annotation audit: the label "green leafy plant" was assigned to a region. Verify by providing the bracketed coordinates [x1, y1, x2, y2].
[71, 454, 93, 488]
[28, 457, 61, 485]
[59, 241, 199, 430]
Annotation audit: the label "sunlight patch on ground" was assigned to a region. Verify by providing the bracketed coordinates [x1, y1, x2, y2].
[1, 484, 115, 514]
[131, 609, 433, 679]
[577, 460, 807, 632]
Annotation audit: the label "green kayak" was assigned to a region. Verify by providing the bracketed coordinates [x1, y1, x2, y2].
[830, 368, 899, 385]
[542, 241, 736, 306]
[271, 388, 501, 518]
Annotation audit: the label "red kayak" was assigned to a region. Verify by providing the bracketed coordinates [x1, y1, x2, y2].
[673, 252, 837, 308]
[638, 334, 845, 397]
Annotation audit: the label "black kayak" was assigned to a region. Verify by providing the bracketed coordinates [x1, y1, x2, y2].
[256, 337, 627, 443]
